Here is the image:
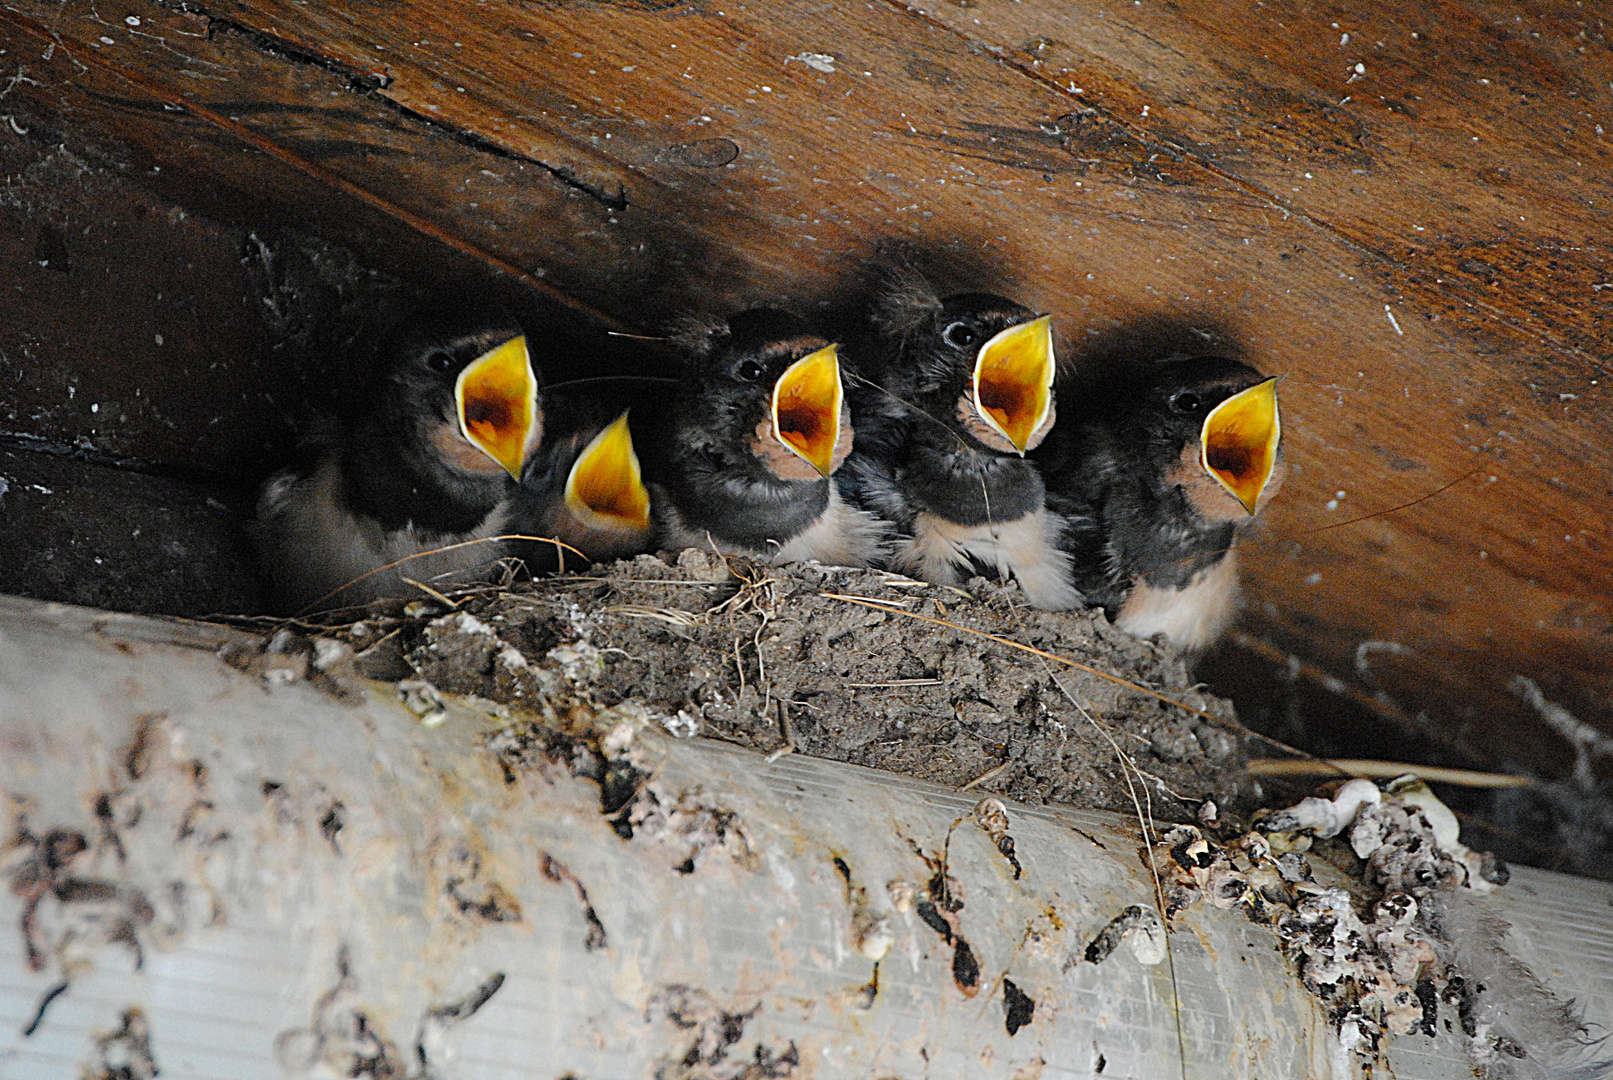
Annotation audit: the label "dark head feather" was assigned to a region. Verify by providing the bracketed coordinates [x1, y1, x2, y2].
[664, 312, 733, 362]
[871, 263, 944, 342]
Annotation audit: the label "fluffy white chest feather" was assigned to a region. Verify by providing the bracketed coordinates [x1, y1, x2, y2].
[892, 508, 1081, 610]
[255, 459, 509, 612]
[654, 484, 890, 568]
[1115, 549, 1241, 651]
[770, 486, 891, 567]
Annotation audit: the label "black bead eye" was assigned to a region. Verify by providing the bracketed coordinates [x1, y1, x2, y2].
[1171, 391, 1203, 413]
[736, 359, 766, 382]
[426, 350, 456, 374]
[942, 321, 979, 349]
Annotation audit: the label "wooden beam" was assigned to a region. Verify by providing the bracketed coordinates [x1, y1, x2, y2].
[4, 594, 1612, 1076]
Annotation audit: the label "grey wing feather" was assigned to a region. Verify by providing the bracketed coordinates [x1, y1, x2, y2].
[1428, 890, 1613, 1079]
[837, 451, 912, 532]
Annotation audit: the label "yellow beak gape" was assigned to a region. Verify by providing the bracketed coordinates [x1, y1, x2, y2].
[565, 411, 652, 533]
[973, 315, 1055, 454]
[771, 344, 844, 478]
[456, 335, 539, 480]
[1201, 377, 1281, 515]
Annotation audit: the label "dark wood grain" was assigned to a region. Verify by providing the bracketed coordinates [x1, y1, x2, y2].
[3, 0, 1609, 777]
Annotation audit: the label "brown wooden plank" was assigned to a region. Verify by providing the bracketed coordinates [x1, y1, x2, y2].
[0, 5, 643, 321]
[5, 0, 1610, 774]
[0, 2, 657, 473]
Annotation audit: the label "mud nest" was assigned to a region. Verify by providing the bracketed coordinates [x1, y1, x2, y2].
[309, 549, 1262, 820]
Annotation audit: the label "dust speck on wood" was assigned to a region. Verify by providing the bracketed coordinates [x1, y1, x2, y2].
[349, 551, 1258, 818]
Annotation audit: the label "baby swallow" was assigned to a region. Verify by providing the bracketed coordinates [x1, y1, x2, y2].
[839, 275, 1080, 608]
[639, 309, 890, 566]
[509, 405, 654, 572]
[1033, 356, 1284, 650]
[255, 309, 541, 613]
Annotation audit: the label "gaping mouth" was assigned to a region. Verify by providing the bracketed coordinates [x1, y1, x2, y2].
[456, 335, 539, 480]
[771, 343, 843, 477]
[972, 315, 1055, 454]
[565, 411, 652, 532]
[1201, 377, 1281, 515]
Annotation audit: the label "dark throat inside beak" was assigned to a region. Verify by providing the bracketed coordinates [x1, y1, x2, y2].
[456, 335, 539, 480]
[972, 315, 1055, 454]
[1200, 377, 1281, 515]
[771, 344, 843, 478]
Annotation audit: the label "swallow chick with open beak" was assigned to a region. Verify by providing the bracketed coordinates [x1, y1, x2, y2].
[639, 309, 890, 566]
[509, 405, 654, 573]
[839, 275, 1080, 608]
[1033, 356, 1284, 650]
[255, 309, 541, 613]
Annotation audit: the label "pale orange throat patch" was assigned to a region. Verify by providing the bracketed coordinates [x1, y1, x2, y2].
[1199, 377, 1281, 515]
[771, 344, 844, 477]
[972, 315, 1056, 454]
[753, 411, 850, 482]
[1171, 442, 1250, 522]
[432, 422, 511, 477]
[456, 335, 539, 479]
[957, 395, 1059, 455]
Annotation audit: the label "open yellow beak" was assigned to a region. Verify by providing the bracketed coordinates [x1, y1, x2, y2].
[771, 343, 843, 478]
[1201, 377, 1281, 515]
[456, 335, 539, 480]
[564, 411, 652, 534]
[972, 315, 1055, 455]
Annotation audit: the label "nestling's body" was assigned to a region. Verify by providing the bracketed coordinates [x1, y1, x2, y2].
[640, 309, 890, 567]
[510, 403, 654, 573]
[255, 311, 540, 613]
[840, 277, 1079, 608]
[1034, 356, 1284, 650]
[257, 460, 519, 613]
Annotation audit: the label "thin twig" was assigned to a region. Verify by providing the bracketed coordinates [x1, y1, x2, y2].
[604, 605, 703, 627]
[1229, 630, 1423, 732]
[1246, 758, 1532, 788]
[400, 577, 460, 610]
[960, 761, 1010, 791]
[542, 375, 682, 392]
[845, 371, 972, 453]
[1298, 469, 1482, 538]
[352, 625, 403, 660]
[846, 678, 945, 689]
[1139, 468, 1482, 580]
